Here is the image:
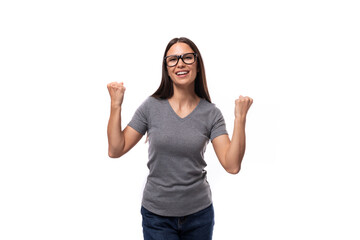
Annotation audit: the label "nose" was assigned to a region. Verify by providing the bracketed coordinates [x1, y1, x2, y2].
[176, 56, 186, 68]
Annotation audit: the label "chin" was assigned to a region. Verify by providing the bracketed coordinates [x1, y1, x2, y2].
[173, 80, 195, 87]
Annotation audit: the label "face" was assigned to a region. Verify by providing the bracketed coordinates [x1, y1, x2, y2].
[165, 43, 198, 87]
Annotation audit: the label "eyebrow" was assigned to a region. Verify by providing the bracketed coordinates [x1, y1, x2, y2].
[165, 52, 195, 57]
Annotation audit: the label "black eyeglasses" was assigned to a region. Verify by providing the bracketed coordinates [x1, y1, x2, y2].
[164, 53, 197, 67]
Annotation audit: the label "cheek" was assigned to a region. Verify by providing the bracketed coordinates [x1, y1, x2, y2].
[167, 68, 173, 77]
[190, 71, 197, 82]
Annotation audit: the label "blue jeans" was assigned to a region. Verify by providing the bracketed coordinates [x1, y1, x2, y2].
[141, 204, 215, 240]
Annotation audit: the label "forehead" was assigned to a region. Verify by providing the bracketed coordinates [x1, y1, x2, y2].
[167, 42, 194, 56]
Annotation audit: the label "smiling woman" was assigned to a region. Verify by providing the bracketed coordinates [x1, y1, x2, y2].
[106, 37, 253, 240]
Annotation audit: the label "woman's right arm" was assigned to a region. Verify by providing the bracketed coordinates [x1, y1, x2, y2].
[107, 82, 143, 158]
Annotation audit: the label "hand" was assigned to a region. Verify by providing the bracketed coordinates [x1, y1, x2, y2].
[107, 82, 126, 107]
[235, 95, 253, 119]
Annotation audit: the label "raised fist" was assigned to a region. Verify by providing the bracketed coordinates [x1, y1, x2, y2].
[235, 95, 253, 119]
[107, 82, 126, 107]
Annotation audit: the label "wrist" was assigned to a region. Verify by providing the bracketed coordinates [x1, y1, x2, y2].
[235, 116, 246, 124]
[111, 104, 122, 110]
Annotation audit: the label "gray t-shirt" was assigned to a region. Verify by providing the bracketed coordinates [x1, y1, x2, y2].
[128, 96, 228, 217]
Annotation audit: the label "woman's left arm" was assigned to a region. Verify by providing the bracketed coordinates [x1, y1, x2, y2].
[212, 96, 253, 174]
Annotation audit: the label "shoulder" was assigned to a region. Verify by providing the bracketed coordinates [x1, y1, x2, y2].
[194, 99, 226, 127]
[201, 99, 217, 109]
[143, 96, 167, 106]
[200, 99, 223, 115]
[136, 96, 166, 112]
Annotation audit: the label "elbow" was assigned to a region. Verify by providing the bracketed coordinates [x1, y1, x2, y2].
[108, 152, 120, 158]
[108, 148, 123, 158]
[226, 166, 241, 175]
[224, 156, 243, 174]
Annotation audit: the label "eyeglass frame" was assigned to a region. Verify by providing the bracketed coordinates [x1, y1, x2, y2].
[164, 52, 198, 67]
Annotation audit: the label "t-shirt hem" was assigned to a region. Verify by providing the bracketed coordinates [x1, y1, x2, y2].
[210, 131, 228, 142]
[141, 201, 213, 217]
[127, 122, 146, 135]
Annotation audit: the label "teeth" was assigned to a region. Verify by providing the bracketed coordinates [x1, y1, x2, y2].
[176, 71, 188, 75]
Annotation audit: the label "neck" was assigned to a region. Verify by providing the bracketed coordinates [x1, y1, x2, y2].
[169, 83, 199, 107]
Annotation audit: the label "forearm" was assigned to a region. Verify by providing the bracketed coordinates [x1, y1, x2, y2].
[225, 117, 246, 173]
[107, 105, 125, 157]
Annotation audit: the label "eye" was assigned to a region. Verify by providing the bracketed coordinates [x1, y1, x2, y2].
[184, 54, 194, 60]
[167, 56, 177, 62]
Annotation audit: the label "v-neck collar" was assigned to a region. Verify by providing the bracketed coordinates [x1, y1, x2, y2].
[166, 98, 203, 121]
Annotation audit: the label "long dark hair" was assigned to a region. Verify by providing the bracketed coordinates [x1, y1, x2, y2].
[151, 37, 211, 103]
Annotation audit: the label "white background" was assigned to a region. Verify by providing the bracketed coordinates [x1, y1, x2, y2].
[1, 0, 359, 239]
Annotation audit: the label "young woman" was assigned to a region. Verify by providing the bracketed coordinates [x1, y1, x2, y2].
[107, 37, 253, 240]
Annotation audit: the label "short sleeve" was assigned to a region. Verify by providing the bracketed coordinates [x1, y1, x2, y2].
[127, 98, 149, 135]
[210, 108, 228, 141]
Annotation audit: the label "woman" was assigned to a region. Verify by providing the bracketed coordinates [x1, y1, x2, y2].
[107, 37, 253, 240]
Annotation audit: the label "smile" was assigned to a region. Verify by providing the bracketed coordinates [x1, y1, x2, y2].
[176, 71, 189, 76]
